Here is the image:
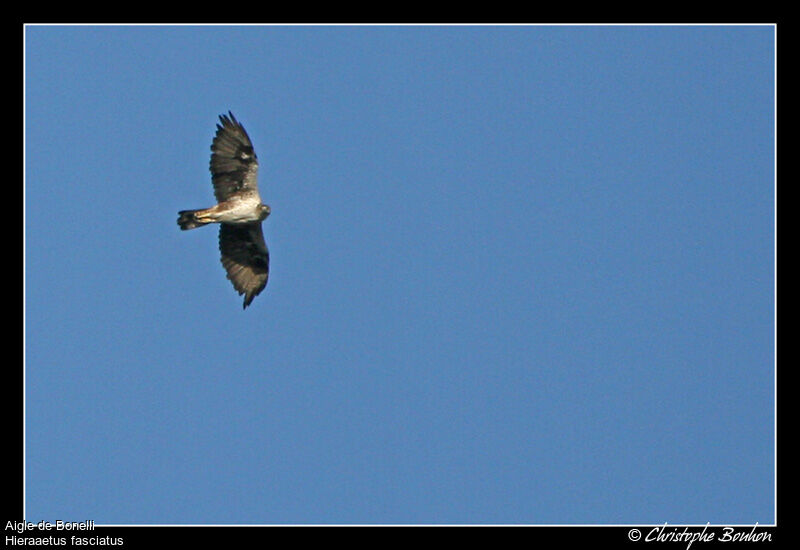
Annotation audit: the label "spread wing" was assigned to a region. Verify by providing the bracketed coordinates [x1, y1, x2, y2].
[210, 111, 260, 203]
[219, 223, 269, 309]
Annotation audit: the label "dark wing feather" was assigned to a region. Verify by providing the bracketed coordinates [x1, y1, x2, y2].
[210, 111, 259, 203]
[219, 223, 269, 309]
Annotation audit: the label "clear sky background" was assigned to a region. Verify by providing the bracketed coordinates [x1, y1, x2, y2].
[24, 25, 774, 525]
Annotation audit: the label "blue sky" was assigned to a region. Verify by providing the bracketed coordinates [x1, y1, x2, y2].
[24, 25, 774, 525]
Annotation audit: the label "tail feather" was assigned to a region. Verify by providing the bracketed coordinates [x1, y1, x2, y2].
[177, 209, 210, 230]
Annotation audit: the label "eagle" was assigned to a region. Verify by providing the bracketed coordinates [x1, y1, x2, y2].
[178, 112, 270, 309]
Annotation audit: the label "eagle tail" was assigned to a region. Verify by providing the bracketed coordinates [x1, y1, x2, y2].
[177, 209, 211, 230]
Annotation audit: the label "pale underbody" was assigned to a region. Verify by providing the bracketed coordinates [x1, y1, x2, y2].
[195, 197, 265, 224]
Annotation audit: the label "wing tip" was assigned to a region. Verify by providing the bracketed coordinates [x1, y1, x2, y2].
[218, 110, 238, 127]
[242, 291, 259, 309]
[213, 111, 253, 150]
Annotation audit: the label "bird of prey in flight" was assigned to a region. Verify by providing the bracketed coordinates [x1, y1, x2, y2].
[178, 112, 270, 309]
